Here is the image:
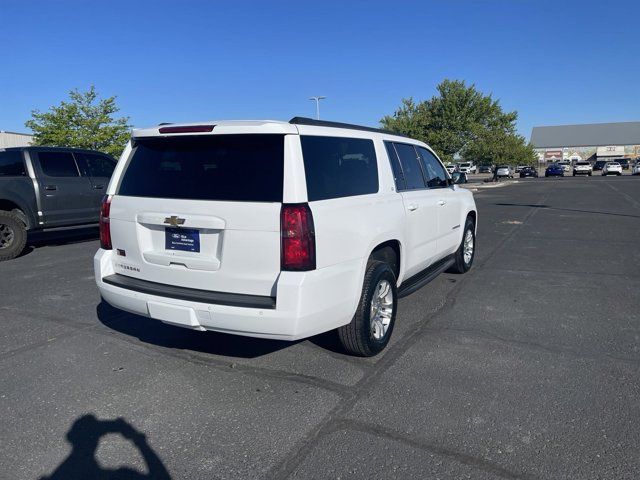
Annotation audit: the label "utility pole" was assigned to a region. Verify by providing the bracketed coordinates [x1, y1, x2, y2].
[309, 96, 326, 120]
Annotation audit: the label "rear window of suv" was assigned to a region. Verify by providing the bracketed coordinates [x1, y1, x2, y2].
[118, 134, 284, 202]
[301, 136, 378, 201]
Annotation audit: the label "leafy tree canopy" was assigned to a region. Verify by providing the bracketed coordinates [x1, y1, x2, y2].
[25, 86, 130, 158]
[381, 79, 536, 165]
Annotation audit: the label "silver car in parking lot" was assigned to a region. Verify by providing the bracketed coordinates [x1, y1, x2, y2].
[495, 165, 513, 178]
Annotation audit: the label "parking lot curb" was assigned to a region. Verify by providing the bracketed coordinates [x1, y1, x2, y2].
[462, 181, 519, 193]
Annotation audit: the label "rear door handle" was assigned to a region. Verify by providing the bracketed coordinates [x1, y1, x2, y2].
[407, 204, 419, 211]
[93, 185, 105, 189]
[437, 200, 446, 206]
[44, 185, 57, 191]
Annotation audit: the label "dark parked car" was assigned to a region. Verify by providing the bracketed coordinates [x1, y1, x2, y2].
[0, 146, 116, 260]
[593, 160, 608, 171]
[519, 166, 538, 178]
[618, 158, 630, 170]
[545, 163, 564, 177]
[478, 165, 492, 174]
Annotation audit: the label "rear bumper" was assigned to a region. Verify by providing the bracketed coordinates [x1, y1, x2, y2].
[94, 249, 362, 341]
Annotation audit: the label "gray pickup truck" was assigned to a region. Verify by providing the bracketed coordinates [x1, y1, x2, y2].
[0, 146, 116, 260]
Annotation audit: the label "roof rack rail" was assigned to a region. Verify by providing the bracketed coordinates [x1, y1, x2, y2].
[289, 117, 408, 137]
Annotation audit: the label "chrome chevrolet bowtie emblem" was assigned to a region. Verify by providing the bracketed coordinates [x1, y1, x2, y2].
[164, 215, 185, 227]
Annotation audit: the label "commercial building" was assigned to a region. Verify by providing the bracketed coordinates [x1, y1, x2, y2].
[530, 121, 640, 163]
[0, 131, 34, 148]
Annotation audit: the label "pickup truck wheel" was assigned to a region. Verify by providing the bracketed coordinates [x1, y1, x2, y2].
[0, 211, 27, 261]
[337, 261, 397, 357]
[449, 218, 475, 274]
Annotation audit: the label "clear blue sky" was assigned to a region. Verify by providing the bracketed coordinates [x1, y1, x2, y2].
[2, 0, 638, 139]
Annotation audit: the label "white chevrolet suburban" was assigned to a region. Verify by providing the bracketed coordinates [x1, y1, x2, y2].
[94, 118, 477, 356]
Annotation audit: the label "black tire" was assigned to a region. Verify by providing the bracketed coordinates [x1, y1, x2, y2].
[337, 260, 397, 357]
[449, 217, 476, 274]
[0, 211, 27, 261]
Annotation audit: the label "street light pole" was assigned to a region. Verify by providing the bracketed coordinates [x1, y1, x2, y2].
[309, 96, 326, 120]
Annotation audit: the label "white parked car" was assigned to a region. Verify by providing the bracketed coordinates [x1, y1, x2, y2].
[602, 162, 622, 176]
[573, 161, 592, 176]
[444, 163, 456, 174]
[457, 162, 476, 174]
[94, 117, 478, 356]
[632, 162, 640, 176]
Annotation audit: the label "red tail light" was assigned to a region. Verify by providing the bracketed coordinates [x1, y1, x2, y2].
[281, 204, 315, 271]
[99, 195, 112, 250]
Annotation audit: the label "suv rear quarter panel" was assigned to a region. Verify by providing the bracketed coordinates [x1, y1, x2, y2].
[293, 128, 406, 270]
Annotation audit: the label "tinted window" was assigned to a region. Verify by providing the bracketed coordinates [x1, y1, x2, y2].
[118, 135, 284, 202]
[384, 142, 405, 191]
[301, 136, 378, 201]
[81, 153, 116, 178]
[418, 148, 448, 188]
[0, 150, 26, 176]
[394, 143, 426, 190]
[38, 152, 79, 177]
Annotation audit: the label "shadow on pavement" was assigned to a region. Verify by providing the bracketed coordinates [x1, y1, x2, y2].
[307, 329, 349, 355]
[40, 414, 171, 480]
[20, 227, 99, 258]
[494, 203, 640, 219]
[96, 301, 295, 359]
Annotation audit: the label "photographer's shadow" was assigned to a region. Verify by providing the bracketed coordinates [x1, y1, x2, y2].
[40, 414, 171, 480]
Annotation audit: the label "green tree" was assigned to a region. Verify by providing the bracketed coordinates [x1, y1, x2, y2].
[463, 130, 538, 166]
[381, 79, 535, 166]
[25, 86, 130, 158]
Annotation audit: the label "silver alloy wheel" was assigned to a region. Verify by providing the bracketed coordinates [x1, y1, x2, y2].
[370, 279, 393, 340]
[0, 223, 14, 250]
[463, 229, 474, 265]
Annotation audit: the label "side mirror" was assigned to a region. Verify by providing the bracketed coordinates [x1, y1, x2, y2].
[451, 172, 467, 184]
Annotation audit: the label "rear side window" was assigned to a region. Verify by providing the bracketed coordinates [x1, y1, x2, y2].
[79, 153, 116, 178]
[418, 147, 448, 188]
[0, 150, 26, 176]
[384, 142, 405, 191]
[38, 152, 80, 177]
[301, 136, 378, 201]
[393, 143, 426, 190]
[118, 135, 284, 202]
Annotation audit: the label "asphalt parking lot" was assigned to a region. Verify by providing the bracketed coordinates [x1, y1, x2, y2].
[1, 176, 639, 479]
